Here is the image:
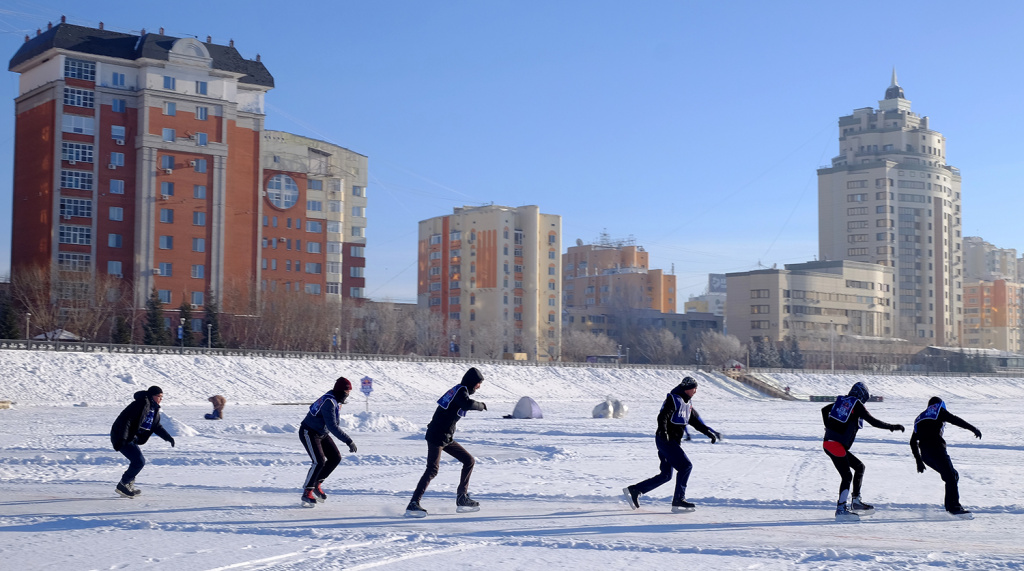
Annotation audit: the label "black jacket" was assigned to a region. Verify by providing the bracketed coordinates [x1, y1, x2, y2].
[821, 398, 898, 450]
[424, 384, 485, 445]
[110, 391, 172, 450]
[910, 406, 979, 462]
[656, 385, 714, 444]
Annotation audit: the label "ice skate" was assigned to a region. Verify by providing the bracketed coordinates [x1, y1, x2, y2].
[312, 482, 327, 503]
[456, 493, 481, 513]
[850, 496, 875, 515]
[623, 486, 640, 510]
[671, 499, 696, 513]
[300, 489, 317, 508]
[115, 481, 139, 498]
[405, 500, 427, 518]
[835, 502, 860, 522]
[948, 506, 974, 520]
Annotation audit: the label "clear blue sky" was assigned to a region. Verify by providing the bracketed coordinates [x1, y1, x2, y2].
[2, 1, 1022, 304]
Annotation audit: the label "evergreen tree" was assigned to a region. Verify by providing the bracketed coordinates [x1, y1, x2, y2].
[201, 292, 223, 348]
[761, 338, 782, 368]
[0, 294, 21, 339]
[112, 315, 133, 344]
[748, 341, 764, 367]
[178, 303, 195, 346]
[143, 288, 169, 346]
[782, 337, 805, 369]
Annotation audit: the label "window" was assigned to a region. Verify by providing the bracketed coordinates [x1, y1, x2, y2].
[163, 76, 176, 90]
[193, 212, 206, 226]
[192, 238, 205, 252]
[195, 80, 208, 95]
[352, 206, 364, 217]
[847, 180, 868, 189]
[266, 174, 299, 209]
[108, 234, 123, 248]
[64, 59, 95, 81]
[751, 305, 770, 314]
[159, 236, 173, 249]
[306, 263, 323, 274]
[160, 155, 175, 169]
[110, 207, 124, 221]
[327, 241, 342, 254]
[61, 170, 93, 190]
[352, 227, 364, 237]
[159, 262, 173, 277]
[158, 290, 171, 304]
[848, 247, 869, 256]
[196, 133, 207, 146]
[847, 220, 868, 230]
[110, 179, 124, 194]
[308, 179, 323, 191]
[328, 200, 342, 213]
[307, 242, 321, 253]
[110, 152, 124, 166]
[307, 200, 323, 212]
[327, 262, 342, 274]
[164, 101, 176, 116]
[111, 72, 125, 87]
[110, 125, 125, 142]
[108, 261, 122, 277]
[162, 128, 176, 142]
[350, 246, 364, 257]
[59, 225, 91, 245]
[196, 106, 208, 120]
[847, 193, 867, 202]
[305, 284, 322, 294]
[62, 115, 95, 135]
[160, 182, 174, 197]
[194, 159, 207, 173]
[193, 185, 207, 199]
[57, 252, 91, 272]
[352, 186, 364, 197]
[351, 267, 364, 278]
[61, 142, 94, 163]
[112, 98, 126, 112]
[306, 221, 322, 232]
[61, 87, 94, 108]
[191, 265, 205, 279]
[751, 289, 770, 299]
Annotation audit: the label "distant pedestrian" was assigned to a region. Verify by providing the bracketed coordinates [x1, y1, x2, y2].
[405, 367, 488, 518]
[109, 386, 175, 498]
[822, 382, 904, 521]
[298, 377, 357, 507]
[623, 376, 721, 513]
[205, 395, 226, 420]
[910, 397, 981, 519]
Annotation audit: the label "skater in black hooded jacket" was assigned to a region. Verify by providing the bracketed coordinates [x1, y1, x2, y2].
[822, 381, 904, 521]
[109, 385, 175, 498]
[405, 367, 487, 517]
[910, 397, 981, 518]
[298, 377, 357, 507]
[623, 376, 720, 513]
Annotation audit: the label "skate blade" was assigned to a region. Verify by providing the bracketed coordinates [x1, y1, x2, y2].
[404, 510, 427, 518]
[671, 506, 696, 514]
[951, 512, 974, 520]
[851, 508, 875, 516]
[835, 514, 860, 522]
[623, 488, 639, 510]
[456, 505, 481, 513]
[115, 490, 135, 499]
[301, 501, 317, 508]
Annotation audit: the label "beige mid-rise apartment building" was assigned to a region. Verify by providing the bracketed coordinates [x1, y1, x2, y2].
[562, 237, 675, 313]
[418, 205, 561, 361]
[963, 236, 1017, 282]
[725, 260, 893, 345]
[818, 72, 962, 345]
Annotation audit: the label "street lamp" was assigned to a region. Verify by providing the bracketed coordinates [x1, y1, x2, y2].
[334, 327, 340, 354]
[625, 346, 630, 365]
[207, 323, 212, 349]
[25, 312, 30, 341]
[830, 319, 835, 374]
[179, 317, 185, 353]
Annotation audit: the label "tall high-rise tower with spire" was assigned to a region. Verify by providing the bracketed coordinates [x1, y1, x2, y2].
[817, 71, 963, 345]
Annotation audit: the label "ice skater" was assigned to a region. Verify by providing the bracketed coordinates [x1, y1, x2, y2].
[298, 377, 357, 507]
[109, 385, 175, 498]
[910, 397, 981, 519]
[623, 376, 720, 513]
[405, 367, 488, 518]
[822, 381, 904, 521]
[205, 395, 225, 420]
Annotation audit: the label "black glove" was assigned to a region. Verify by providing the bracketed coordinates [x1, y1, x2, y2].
[890, 424, 905, 433]
[916, 460, 926, 473]
[348, 441, 357, 453]
[973, 428, 982, 439]
[168, 437, 175, 447]
[708, 429, 720, 444]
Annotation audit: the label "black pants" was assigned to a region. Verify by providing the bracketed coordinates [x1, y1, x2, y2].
[921, 445, 961, 511]
[824, 445, 865, 498]
[299, 426, 341, 489]
[634, 434, 693, 504]
[411, 440, 475, 503]
[118, 441, 145, 484]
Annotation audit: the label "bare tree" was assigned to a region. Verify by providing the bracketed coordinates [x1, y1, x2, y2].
[412, 307, 445, 356]
[699, 331, 745, 368]
[354, 301, 413, 355]
[561, 328, 618, 362]
[11, 265, 59, 338]
[470, 319, 506, 359]
[636, 328, 683, 365]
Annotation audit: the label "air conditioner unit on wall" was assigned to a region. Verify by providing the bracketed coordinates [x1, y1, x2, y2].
[164, 168, 173, 174]
[108, 164, 117, 169]
[68, 159, 76, 165]
[153, 268, 161, 276]
[115, 139, 125, 145]
[190, 304, 199, 310]
[188, 160, 196, 167]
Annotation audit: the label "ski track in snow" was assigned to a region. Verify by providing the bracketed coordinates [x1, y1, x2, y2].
[2, 351, 1024, 569]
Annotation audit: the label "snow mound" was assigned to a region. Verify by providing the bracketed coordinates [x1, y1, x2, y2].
[161, 414, 199, 438]
[339, 411, 418, 432]
[223, 423, 299, 434]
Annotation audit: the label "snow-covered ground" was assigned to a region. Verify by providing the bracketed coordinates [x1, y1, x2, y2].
[1, 351, 1022, 570]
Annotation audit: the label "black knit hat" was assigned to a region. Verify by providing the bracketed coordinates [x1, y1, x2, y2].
[461, 367, 484, 387]
[678, 376, 698, 391]
[147, 385, 163, 397]
[334, 377, 352, 395]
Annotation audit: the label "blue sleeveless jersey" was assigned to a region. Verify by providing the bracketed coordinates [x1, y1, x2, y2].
[829, 395, 863, 428]
[438, 384, 468, 417]
[914, 401, 946, 435]
[667, 393, 692, 425]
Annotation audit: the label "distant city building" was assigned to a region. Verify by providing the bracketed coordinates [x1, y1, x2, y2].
[562, 236, 676, 313]
[963, 236, 1018, 282]
[418, 205, 561, 361]
[962, 279, 1023, 353]
[817, 71, 962, 345]
[684, 274, 727, 317]
[725, 260, 893, 346]
[7, 21, 367, 326]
